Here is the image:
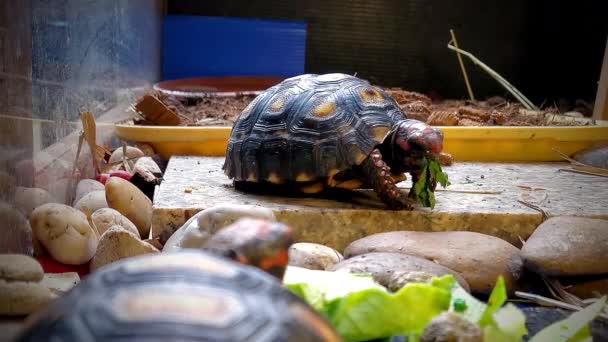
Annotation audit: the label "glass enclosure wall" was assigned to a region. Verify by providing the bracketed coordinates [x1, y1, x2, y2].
[1, 0, 162, 202]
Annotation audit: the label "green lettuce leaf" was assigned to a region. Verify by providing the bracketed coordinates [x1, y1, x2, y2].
[479, 276, 508, 327]
[449, 276, 527, 342]
[529, 296, 606, 342]
[283, 266, 454, 342]
[411, 157, 450, 208]
[484, 303, 528, 341]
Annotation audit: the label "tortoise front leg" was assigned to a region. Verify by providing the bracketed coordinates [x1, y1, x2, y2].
[361, 148, 414, 210]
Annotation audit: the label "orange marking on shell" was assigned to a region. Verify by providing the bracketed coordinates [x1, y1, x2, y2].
[370, 126, 390, 142]
[267, 173, 283, 184]
[313, 101, 336, 117]
[334, 179, 363, 189]
[270, 97, 285, 111]
[360, 87, 384, 102]
[296, 173, 314, 182]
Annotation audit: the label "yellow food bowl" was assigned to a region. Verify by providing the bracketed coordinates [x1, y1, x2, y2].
[115, 122, 608, 162]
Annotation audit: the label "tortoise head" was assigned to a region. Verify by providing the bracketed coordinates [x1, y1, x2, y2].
[204, 217, 293, 280]
[393, 119, 444, 155]
[387, 119, 444, 181]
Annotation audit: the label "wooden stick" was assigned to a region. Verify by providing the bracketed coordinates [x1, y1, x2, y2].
[80, 112, 101, 175]
[517, 199, 548, 219]
[65, 132, 85, 205]
[447, 42, 538, 110]
[558, 168, 608, 178]
[450, 30, 475, 101]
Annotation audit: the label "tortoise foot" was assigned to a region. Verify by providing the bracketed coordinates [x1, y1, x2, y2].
[363, 148, 414, 210]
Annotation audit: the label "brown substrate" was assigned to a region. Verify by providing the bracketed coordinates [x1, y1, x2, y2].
[131, 89, 595, 127]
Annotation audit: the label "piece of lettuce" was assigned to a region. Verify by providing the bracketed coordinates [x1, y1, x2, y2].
[283, 266, 454, 342]
[448, 276, 527, 341]
[529, 296, 607, 342]
[411, 157, 450, 208]
[285, 268, 604, 342]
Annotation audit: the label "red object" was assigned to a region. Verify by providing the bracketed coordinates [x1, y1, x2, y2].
[96, 171, 132, 184]
[37, 255, 90, 278]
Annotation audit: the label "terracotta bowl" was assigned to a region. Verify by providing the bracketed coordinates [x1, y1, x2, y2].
[153, 75, 285, 98]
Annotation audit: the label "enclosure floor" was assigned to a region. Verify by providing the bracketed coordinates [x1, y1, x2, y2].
[152, 156, 608, 251]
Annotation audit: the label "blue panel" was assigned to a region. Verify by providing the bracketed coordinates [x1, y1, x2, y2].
[162, 15, 307, 81]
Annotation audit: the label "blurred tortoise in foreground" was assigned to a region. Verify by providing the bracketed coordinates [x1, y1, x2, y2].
[16, 219, 342, 342]
[223, 73, 444, 210]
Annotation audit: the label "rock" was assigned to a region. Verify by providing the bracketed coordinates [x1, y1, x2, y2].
[522, 306, 608, 341]
[91, 208, 140, 238]
[0, 254, 55, 316]
[420, 312, 483, 342]
[129, 156, 162, 200]
[387, 271, 438, 291]
[73, 179, 105, 204]
[344, 231, 523, 294]
[73, 190, 108, 213]
[288, 242, 343, 270]
[135, 143, 156, 156]
[0, 279, 56, 316]
[90, 226, 159, 271]
[105, 177, 153, 239]
[163, 204, 276, 253]
[0, 202, 34, 255]
[521, 217, 608, 276]
[560, 275, 608, 299]
[30, 203, 99, 265]
[329, 252, 470, 292]
[572, 146, 608, 169]
[0, 254, 43, 282]
[14, 187, 57, 217]
[108, 146, 145, 165]
[40, 272, 80, 296]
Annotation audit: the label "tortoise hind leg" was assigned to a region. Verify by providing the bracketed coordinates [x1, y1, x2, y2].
[360, 148, 414, 210]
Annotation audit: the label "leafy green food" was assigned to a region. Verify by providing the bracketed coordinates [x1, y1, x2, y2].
[283, 267, 454, 342]
[448, 276, 528, 342]
[484, 304, 528, 342]
[479, 276, 508, 327]
[411, 157, 450, 208]
[529, 296, 607, 342]
[285, 268, 603, 342]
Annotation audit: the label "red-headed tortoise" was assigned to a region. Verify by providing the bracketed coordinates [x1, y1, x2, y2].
[15, 219, 342, 342]
[223, 73, 444, 209]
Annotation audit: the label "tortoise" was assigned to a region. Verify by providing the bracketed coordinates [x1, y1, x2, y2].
[223, 73, 444, 209]
[16, 219, 342, 342]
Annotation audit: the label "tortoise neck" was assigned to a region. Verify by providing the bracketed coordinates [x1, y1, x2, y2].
[379, 128, 404, 174]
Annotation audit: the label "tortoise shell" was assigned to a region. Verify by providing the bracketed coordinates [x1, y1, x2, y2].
[223, 73, 407, 184]
[16, 251, 342, 342]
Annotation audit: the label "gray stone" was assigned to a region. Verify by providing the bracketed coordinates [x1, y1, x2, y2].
[329, 252, 470, 292]
[343, 231, 523, 295]
[163, 204, 276, 252]
[288, 242, 344, 271]
[521, 216, 608, 276]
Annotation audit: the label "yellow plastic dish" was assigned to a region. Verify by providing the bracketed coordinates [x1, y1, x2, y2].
[115, 122, 608, 162]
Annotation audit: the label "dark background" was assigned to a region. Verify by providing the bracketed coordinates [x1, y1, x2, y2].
[168, 0, 608, 106]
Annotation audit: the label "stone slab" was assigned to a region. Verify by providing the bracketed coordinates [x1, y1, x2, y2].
[152, 156, 608, 252]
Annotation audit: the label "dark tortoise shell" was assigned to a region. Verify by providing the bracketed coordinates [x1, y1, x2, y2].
[16, 251, 342, 342]
[223, 73, 443, 209]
